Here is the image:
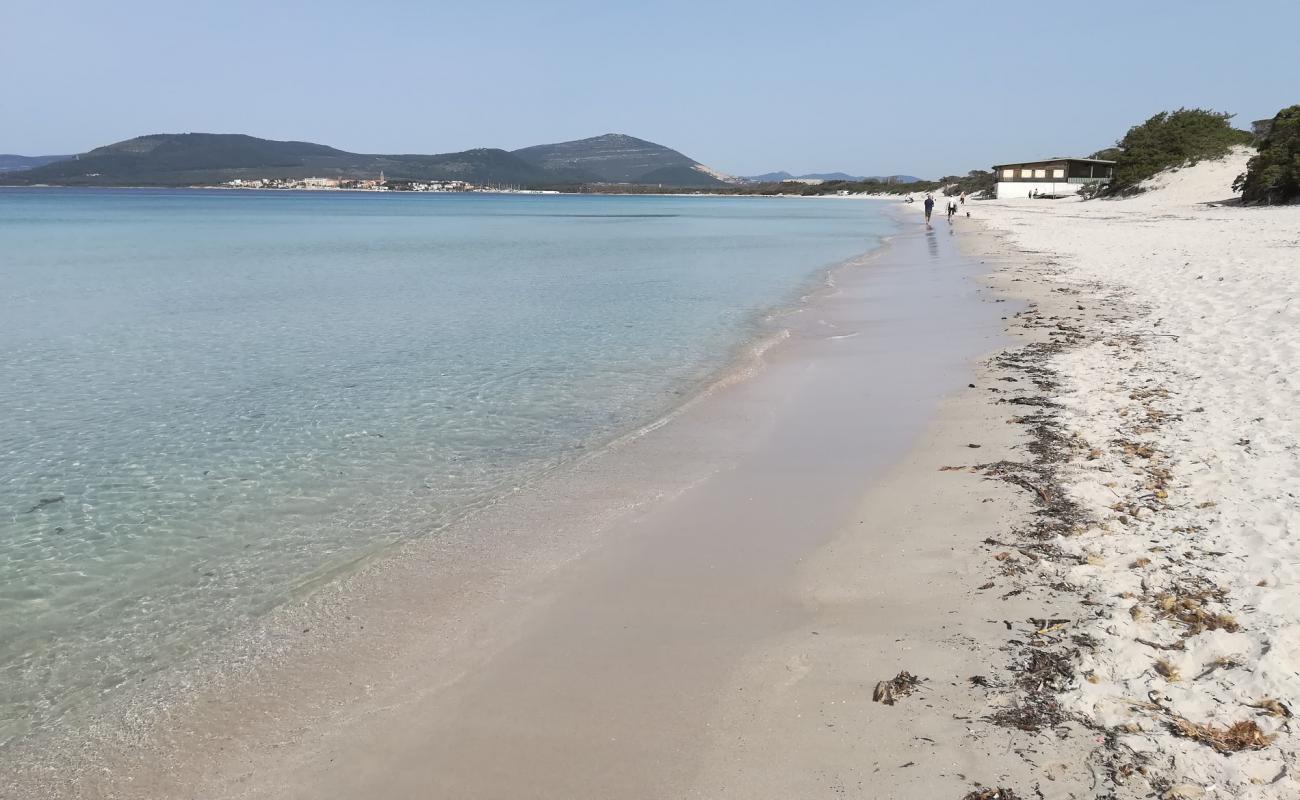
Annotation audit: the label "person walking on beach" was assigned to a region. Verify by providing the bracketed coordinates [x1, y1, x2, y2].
[960, 191, 966, 205]
[946, 199, 957, 221]
[923, 193, 934, 226]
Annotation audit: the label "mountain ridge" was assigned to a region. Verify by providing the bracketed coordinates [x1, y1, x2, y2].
[0, 132, 733, 188]
[0, 133, 577, 187]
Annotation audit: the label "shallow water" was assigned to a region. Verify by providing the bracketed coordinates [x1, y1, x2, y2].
[0, 188, 892, 742]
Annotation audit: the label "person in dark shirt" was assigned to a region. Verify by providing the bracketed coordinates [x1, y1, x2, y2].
[923, 193, 935, 226]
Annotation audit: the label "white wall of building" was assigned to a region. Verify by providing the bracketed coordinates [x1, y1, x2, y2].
[995, 181, 1083, 199]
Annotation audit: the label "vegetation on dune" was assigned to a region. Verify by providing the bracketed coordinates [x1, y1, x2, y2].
[1104, 108, 1253, 195]
[1234, 105, 1300, 205]
[941, 169, 996, 198]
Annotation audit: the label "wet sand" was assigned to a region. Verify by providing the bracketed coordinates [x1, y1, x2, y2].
[9, 215, 1025, 799]
[251, 222, 1001, 800]
[689, 219, 1101, 799]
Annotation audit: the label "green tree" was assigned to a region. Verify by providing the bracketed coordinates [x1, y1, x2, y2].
[1106, 108, 1253, 195]
[1234, 105, 1300, 205]
[959, 169, 995, 197]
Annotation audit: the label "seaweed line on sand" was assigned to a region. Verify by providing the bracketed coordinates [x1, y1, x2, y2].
[956, 227, 1293, 798]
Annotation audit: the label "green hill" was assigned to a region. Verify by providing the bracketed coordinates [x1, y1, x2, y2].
[0, 132, 739, 188]
[512, 133, 730, 186]
[0, 133, 588, 187]
[0, 153, 74, 172]
[637, 164, 727, 186]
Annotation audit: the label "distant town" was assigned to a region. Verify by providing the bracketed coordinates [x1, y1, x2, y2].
[220, 174, 558, 193]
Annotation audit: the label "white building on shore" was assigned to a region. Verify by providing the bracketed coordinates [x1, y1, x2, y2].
[992, 157, 1115, 199]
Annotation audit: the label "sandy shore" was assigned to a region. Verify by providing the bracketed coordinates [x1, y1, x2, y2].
[965, 150, 1300, 799]
[687, 151, 1300, 799]
[686, 214, 1108, 799]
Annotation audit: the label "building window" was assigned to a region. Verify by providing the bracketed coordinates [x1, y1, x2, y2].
[1034, 169, 1047, 178]
[1021, 169, 1034, 178]
[1053, 168, 1065, 179]
[1002, 169, 1015, 179]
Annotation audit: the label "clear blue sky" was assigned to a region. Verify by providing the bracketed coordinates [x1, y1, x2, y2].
[3, 0, 1296, 178]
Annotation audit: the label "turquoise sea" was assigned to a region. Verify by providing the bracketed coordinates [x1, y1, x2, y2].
[0, 188, 893, 743]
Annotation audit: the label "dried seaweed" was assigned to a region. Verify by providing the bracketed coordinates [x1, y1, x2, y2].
[1167, 717, 1272, 754]
[977, 316, 1092, 737]
[872, 671, 924, 705]
[1247, 698, 1292, 718]
[987, 642, 1074, 732]
[1149, 590, 1239, 635]
[961, 789, 1022, 800]
[988, 695, 1066, 732]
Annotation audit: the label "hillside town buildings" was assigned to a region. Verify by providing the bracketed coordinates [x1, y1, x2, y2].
[221, 176, 477, 192]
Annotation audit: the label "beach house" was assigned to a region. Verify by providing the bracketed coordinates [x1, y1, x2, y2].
[992, 157, 1115, 198]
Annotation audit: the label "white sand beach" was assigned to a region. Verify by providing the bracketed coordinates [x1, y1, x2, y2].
[968, 149, 1300, 797]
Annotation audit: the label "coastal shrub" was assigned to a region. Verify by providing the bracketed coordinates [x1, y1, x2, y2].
[937, 170, 995, 198]
[1076, 181, 1105, 200]
[1105, 108, 1254, 195]
[1234, 105, 1300, 205]
[961, 169, 995, 198]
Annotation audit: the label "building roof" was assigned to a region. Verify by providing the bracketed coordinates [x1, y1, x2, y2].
[991, 157, 1116, 168]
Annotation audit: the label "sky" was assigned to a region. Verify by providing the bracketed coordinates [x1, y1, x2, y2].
[3, 0, 1297, 179]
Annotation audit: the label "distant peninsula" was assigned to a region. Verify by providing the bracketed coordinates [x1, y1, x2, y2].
[0, 133, 735, 189]
[0, 132, 922, 192]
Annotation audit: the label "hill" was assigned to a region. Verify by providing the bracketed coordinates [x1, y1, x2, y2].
[743, 171, 921, 184]
[0, 133, 736, 188]
[512, 133, 730, 187]
[798, 172, 863, 182]
[0, 154, 74, 172]
[745, 171, 796, 182]
[0, 133, 576, 187]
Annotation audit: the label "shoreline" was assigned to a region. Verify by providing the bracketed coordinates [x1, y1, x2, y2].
[0, 190, 892, 753]
[1, 203, 900, 792]
[686, 213, 1104, 797]
[18, 159, 1288, 797]
[3, 206, 1011, 798]
[0, 183, 914, 200]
